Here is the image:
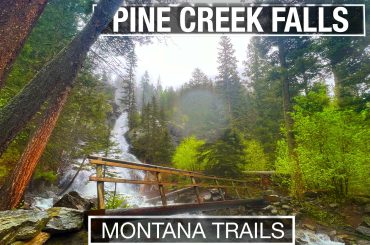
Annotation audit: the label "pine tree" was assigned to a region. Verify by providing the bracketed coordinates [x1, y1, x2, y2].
[121, 45, 138, 129]
[216, 36, 246, 129]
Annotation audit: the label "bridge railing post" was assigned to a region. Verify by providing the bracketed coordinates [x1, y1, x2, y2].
[155, 172, 167, 206]
[96, 158, 105, 209]
[191, 176, 202, 204]
[215, 179, 225, 200]
[232, 181, 241, 199]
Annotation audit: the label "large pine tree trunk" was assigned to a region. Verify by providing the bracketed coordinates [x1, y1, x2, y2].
[0, 0, 48, 87]
[278, 44, 305, 199]
[0, 87, 71, 210]
[0, 0, 123, 156]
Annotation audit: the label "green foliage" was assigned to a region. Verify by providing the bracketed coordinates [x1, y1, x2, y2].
[276, 89, 370, 196]
[131, 96, 174, 164]
[242, 140, 268, 171]
[34, 170, 58, 183]
[105, 192, 130, 209]
[172, 136, 205, 171]
[198, 129, 245, 178]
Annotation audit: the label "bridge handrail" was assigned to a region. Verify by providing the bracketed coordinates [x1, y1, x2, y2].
[88, 155, 248, 183]
[88, 155, 271, 209]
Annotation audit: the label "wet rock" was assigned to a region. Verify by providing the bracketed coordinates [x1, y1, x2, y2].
[0, 209, 50, 244]
[356, 226, 370, 237]
[44, 207, 84, 234]
[53, 191, 92, 211]
[271, 209, 278, 215]
[328, 230, 336, 239]
[265, 195, 280, 202]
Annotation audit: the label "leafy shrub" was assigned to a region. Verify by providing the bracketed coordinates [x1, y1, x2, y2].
[105, 192, 130, 209]
[172, 136, 205, 171]
[276, 88, 370, 196]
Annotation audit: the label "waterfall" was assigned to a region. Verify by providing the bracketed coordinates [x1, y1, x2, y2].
[58, 79, 145, 206]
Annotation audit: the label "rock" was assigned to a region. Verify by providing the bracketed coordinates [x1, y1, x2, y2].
[329, 203, 339, 208]
[212, 195, 223, 201]
[0, 209, 50, 244]
[272, 202, 281, 206]
[265, 195, 280, 202]
[271, 209, 278, 215]
[263, 190, 276, 196]
[263, 205, 274, 211]
[302, 223, 316, 231]
[53, 191, 92, 211]
[44, 207, 84, 234]
[282, 204, 291, 210]
[328, 230, 337, 239]
[356, 226, 370, 237]
[202, 192, 212, 202]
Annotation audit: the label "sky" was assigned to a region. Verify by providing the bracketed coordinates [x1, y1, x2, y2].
[135, 36, 251, 88]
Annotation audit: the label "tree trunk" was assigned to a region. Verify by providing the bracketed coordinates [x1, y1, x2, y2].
[278, 43, 305, 199]
[0, 87, 71, 210]
[0, 0, 48, 87]
[0, 0, 123, 157]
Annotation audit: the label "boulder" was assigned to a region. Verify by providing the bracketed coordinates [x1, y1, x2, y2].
[356, 226, 370, 237]
[44, 207, 84, 234]
[0, 209, 50, 244]
[53, 191, 92, 211]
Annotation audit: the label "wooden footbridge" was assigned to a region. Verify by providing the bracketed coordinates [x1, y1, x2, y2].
[86, 155, 273, 216]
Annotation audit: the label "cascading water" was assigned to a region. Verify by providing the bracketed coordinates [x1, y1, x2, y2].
[58, 79, 145, 206]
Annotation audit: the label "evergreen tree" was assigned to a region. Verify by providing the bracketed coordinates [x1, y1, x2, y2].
[216, 36, 246, 129]
[121, 45, 138, 129]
